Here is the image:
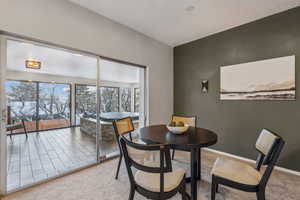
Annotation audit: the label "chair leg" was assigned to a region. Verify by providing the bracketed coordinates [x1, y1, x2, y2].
[256, 189, 265, 200]
[128, 187, 135, 200]
[211, 176, 217, 200]
[23, 126, 28, 138]
[24, 129, 28, 138]
[10, 130, 13, 141]
[216, 184, 219, 193]
[115, 154, 123, 179]
[181, 180, 187, 200]
[172, 149, 175, 160]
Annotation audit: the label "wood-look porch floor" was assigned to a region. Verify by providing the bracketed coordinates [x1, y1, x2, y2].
[7, 127, 118, 191]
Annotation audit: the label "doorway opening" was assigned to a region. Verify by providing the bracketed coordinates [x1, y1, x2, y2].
[1, 37, 147, 192]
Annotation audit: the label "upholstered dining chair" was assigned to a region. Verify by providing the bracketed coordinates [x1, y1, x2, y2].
[119, 135, 189, 200]
[171, 115, 197, 160]
[211, 129, 285, 200]
[113, 117, 151, 180]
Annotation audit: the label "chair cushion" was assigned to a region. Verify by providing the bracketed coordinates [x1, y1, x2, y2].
[211, 157, 262, 185]
[135, 168, 186, 192]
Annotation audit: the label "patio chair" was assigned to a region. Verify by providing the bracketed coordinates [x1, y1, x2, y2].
[119, 135, 189, 200]
[6, 119, 28, 140]
[211, 129, 285, 200]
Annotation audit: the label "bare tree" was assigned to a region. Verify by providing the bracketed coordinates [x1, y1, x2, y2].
[76, 85, 96, 117]
[120, 88, 131, 112]
[100, 87, 119, 112]
[7, 81, 70, 121]
[7, 81, 37, 121]
[39, 84, 70, 120]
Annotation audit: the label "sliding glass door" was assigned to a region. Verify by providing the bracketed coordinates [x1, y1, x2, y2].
[98, 59, 146, 158]
[0, 36, 8, 194]
[0, 36, 147, 194]
[3, 38, 99, 192]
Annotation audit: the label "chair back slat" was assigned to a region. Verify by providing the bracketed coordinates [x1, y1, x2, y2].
[172, 115, 196, 127]
[256, 129, 278, 155]
[112, 117, 135, 158]
[255, 129, 280, 167]
[113, 117, 134, 136]
[254, 129, 285, 186]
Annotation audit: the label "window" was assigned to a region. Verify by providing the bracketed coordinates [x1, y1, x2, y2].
[5, 80, 71, 132]
[6, 80, 38, 132]
[134, 88, 140, 112]
[120, 88, 131, 112]
[38, 83, 71, 130]
[100, 87, 119, 112]
[75, 85, 137, 124]
[75, 85, 97, 125]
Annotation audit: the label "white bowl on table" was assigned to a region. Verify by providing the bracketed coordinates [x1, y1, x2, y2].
[166, 124, 189, 134]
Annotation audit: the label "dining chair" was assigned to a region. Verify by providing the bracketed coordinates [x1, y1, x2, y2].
[113, 117, 151, 180]
[119, 135, 189, 200]
[211, 129, 285, 200]
[171, 115, 197, 160]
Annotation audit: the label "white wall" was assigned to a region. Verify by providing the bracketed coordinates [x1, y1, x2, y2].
[0, 0, 173, 125]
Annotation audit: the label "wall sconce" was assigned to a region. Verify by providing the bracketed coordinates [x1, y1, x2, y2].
[26, 60, 41, 69]
[201, 80, 208, 93]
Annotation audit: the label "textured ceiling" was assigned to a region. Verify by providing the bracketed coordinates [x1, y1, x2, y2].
[68, 0, 300, 46]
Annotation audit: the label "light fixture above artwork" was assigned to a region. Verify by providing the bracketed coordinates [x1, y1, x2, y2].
[201, 80, 208, 93]
[25, 60, 41, 69]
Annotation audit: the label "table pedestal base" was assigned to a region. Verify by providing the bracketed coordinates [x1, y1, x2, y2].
[188, 148, 201, 200]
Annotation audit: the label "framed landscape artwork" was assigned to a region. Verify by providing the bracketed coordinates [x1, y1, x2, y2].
[220, 55, 295, 100]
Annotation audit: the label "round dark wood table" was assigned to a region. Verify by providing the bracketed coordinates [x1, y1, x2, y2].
[139, 125, 218, 200]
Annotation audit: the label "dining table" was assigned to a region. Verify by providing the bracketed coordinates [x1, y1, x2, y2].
[139, 124, 218, 200]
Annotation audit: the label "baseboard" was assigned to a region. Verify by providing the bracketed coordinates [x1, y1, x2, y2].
[203, 147, 300, 177]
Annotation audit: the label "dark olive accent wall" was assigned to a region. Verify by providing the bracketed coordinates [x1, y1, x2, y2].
[174, 7, 300, 171]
